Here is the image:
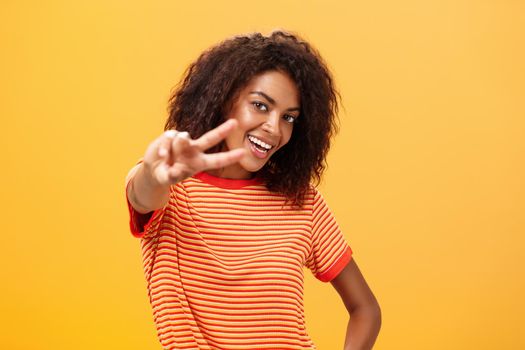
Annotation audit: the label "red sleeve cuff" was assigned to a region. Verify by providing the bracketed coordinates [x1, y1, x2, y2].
[316, 246, 353, 282]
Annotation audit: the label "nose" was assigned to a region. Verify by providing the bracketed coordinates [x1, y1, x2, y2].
[261, 112, 281, 137]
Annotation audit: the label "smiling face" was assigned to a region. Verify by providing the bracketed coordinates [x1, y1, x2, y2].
[211, 70, 301, 179]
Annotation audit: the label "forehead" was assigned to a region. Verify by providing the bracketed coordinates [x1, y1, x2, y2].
[240, 70, 300, 106]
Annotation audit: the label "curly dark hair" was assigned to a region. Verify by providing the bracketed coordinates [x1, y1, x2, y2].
[165, 30, 340, 206]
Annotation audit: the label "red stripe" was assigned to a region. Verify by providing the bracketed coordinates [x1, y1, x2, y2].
[126, 171, 349, 349]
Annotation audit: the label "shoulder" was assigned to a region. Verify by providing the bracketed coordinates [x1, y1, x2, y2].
[306, 184, 324, 204]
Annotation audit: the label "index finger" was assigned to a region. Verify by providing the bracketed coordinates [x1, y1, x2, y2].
[192, 119, 238, 151]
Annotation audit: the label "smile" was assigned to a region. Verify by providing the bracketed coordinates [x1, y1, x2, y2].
[247, 135, 274, 153]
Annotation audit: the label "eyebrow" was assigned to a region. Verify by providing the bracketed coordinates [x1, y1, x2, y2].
[249, 91, 300, 112]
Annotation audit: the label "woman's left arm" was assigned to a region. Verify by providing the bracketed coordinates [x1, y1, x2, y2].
[331, 258, 382, 350]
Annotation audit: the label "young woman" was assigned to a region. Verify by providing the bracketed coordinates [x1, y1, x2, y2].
[126, 30, 381, 350]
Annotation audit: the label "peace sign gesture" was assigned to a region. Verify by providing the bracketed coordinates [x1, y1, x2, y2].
[143, 119, 245, 186]
[129, 119, 245, 213]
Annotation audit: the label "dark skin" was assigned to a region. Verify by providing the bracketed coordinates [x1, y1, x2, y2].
[131, 70, 381, 348]
[331, 258, 382, 350]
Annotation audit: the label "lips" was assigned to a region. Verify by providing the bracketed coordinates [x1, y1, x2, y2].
[245, 134, 277, 159]
[247, 134, 274, 151]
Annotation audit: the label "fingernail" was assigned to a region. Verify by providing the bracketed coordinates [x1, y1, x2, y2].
[159, 148, 167, 157]
[165, 130, 177, 138]
[178, 131, 190, 139]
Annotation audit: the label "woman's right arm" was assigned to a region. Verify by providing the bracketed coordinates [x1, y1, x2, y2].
[127, 119, 246, 214]
[126, 163, 170, 214]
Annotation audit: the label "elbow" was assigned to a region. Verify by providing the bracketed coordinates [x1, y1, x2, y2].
[368, 297, 382, 327]
[366, 299, 382, 322]
[371, 300, 382, 335]
[371, 301, 382, 330]
[350, 299, 382, 328]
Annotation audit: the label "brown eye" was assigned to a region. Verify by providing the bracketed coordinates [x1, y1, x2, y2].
[252, 101, 268, 112]
[283, 114, 297, 123]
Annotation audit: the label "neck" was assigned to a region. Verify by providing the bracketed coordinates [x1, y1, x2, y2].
[206, 165, 255, 180]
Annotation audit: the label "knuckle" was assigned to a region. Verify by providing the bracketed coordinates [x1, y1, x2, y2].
[164, 130, 178, 138]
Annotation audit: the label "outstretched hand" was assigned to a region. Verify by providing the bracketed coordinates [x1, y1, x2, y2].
[142, 119, 246, 186]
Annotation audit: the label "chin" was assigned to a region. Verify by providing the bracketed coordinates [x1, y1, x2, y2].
[240, 159, 266, 173]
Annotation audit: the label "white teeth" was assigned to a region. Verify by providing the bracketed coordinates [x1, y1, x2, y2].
[248, 135, 272, 150]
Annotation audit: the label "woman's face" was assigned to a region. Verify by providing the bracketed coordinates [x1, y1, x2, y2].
[214, 70, 301, 179]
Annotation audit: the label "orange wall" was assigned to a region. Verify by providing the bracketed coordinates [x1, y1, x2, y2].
[1, 1, 524, 349]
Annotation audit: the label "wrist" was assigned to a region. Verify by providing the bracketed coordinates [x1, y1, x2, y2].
[130, 163, 170, 213]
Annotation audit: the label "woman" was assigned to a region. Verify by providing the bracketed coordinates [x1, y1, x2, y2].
[126, 30, 381, 350]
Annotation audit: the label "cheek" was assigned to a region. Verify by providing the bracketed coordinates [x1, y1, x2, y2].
[225, 113, 250, 141]
[225, 129, 245, 147]
[272, 125, 294, 153]
[281, 124, 294, 145]
[226, 104, 250, 127]
[236, 110, 258, 131]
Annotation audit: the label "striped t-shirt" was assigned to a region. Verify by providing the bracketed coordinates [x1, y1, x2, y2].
[126, 166, 352, 350]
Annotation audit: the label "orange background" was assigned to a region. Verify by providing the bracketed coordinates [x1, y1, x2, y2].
[1, 1, 524, 349]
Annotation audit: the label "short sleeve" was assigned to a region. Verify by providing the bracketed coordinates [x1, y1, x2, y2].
[125, 161, 165, 239]
[305, 188, 353, 282]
